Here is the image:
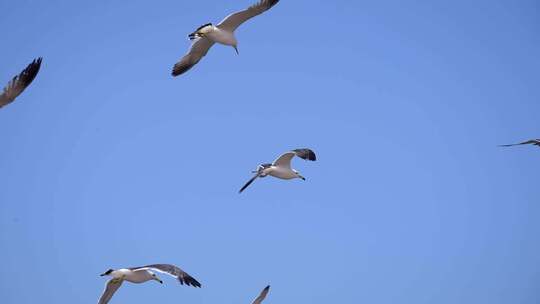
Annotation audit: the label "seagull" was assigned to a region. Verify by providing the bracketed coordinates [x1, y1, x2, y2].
[499, 139, 540, 148]
[171, 0, 280, 76]
[251, 285, 270, 304]
[0, 58, 42, 109]
[97, 264, 201, 304]
[239, 148, 316, 193]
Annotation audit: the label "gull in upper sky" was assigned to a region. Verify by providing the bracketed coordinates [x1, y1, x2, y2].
[251, 285, 271, 304]
[239, 148, 317, 193]
[97, 264, 201, 304]
[0, 58, 42, 109]
[171, 0, 280, 76]
[499, 139, 540, 148]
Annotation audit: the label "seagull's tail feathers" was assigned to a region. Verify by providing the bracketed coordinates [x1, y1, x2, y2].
[188, 23, 213, 40]
[188, 33, 199, 41]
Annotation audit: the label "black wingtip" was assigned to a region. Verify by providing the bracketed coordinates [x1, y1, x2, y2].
[180, 275, 202, 288]
[171, 65, 184, 77]
[309, 150, 317, 161]
[19, 57, 43, 86]
[268, 0, 280, 8]
[294, 148, 317, 161]
[31, 57, 43, 66]
[171, 62, 194, 77]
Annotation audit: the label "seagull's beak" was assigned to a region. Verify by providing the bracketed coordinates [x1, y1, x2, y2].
[234, 46, 239, 55]
[299, 175, 306, 181]
[155, 277, 163, 284]
[100, 273, 107, 277]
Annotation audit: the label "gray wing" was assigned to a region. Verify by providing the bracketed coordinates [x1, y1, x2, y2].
[172, 38, 214, 76]
[499, 139, 540, 147]
[272, 152, 296, 168]
[272, 148, 317, 168]
[0, 58, 42, 108]
[131, 264, 201, 287]
[252, 285, 270, 304]
[217, 0, 280, 32]
[239, 173, 260, 193]
[98, 279, 123, 304]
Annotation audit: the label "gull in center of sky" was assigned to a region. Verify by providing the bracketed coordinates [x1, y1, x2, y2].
[239, 148, 317, 193]
[499, 139, 540, 148]
[0, 58, 42, 109]
[97, 263, 201, 304]
[171, 0, 280, 76]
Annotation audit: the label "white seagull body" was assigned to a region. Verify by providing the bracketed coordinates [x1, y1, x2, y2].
[97, 264, 201, 304]
[0, 58, 42, 109]
[239, 148, 317, 193]
[252, 285, 271, 304]
[172, 0, 280, 76]
[106, 268, 161, 283]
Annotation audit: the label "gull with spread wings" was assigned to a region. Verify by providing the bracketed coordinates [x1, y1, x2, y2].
[239, 148, 317, 193]
[0, 58, 42, 109]
[97, 264, 201, 304]
[172, 0, 280, 76]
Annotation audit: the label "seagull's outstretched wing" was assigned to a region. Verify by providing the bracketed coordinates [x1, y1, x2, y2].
[499, 139, 540, 147]
[272, 148, 317, 168]
[217, 0, 280, 32]
[98, 279, 123, 304]
[239, 173, 260, 193]
[172, 38, 214, 77]
[252, 285, 270, 304]
[0, 58, 42, 108]
[130, 264, 201, 287]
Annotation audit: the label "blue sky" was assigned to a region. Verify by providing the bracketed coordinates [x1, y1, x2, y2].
[1, 0, 539, 303]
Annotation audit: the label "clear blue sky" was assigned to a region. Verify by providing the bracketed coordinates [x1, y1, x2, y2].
[1, 1, 539, 303]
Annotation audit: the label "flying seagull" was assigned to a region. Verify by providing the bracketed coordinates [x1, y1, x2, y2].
[239, 148, 316, 193]
[499, 139, 540, 148]
[97, 264, 201, 304]
[0, 58, 42, 109]
[252, 285, 270, 304]
[172, 0, 280, 76]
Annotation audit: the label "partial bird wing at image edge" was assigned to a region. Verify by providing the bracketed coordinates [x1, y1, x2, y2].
[98, 279, 123, 304]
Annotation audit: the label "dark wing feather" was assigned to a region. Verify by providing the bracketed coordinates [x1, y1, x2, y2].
[293, 148, 317, 161]
[0, 58, 42, 108]
[499, 140, 540, 147]
[239, 173, 260, 193]
[131, 264, 201, 287]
